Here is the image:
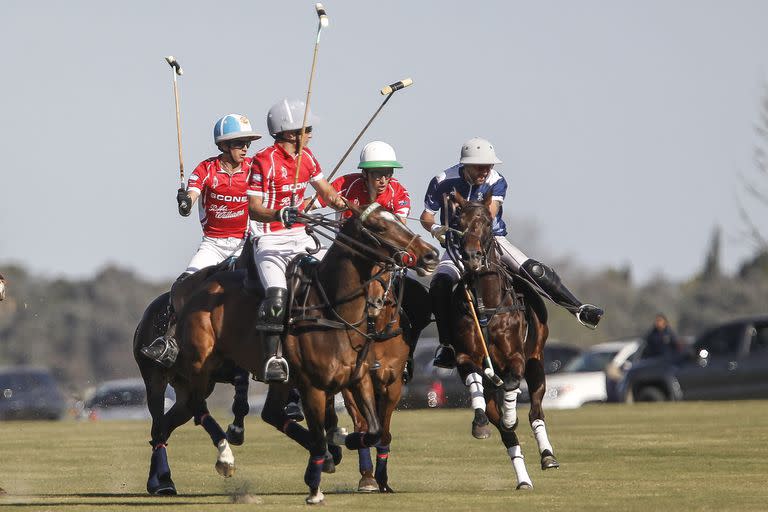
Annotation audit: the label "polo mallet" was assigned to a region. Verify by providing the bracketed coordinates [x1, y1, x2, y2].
[164, 56, 184, 187]
[291, 3, 329, 207]
[304, 77, 413, 210]
[464, 285, 504, 387]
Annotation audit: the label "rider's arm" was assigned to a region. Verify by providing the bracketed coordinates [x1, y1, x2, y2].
[188, 190, 200, 206]
[420, 210, 439, 231]
[489, 200, 500, 218]
[248, 195, 281, 222]
[311, 179, 346, 209]
[488, 173, 507, 218]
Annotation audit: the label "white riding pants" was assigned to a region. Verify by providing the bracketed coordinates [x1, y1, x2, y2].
[433, 236, 529, 283]
[252, 229, 316, 290]
[185, 236, 245, 274]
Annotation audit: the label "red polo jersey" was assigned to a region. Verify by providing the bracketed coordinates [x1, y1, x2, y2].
[187, 156, 252, 238]
[326, 173, 411, 219]
[247, 143, 323, 234]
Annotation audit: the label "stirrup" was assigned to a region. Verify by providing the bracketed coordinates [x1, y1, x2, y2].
[433, 344, 457, 369]
[576, 304, 603, 330]
[140, 336, 179, 368]
[264, 356, 289, 383]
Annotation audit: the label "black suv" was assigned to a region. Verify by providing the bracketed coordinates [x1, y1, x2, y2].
[618, 316, 768, 402]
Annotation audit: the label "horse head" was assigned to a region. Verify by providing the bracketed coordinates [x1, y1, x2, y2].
[453, 191, 495, 273]
[344, 201, 439, 277]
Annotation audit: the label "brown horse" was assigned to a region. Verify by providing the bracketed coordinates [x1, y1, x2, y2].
[0, 273, 6, 301]
[172, 202, 438, 504]
[448, 192, 559, 490]
[132, 258, 251, 495]
[332, 265, 429, 493]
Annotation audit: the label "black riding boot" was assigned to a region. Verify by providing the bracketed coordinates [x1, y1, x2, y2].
[430, 274, 457, 369]
[520, 259, 604, 329]
[141, 300, 179, 368]
[255, 287, 290, 383]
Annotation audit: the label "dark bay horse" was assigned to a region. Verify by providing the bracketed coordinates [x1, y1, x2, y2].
[448, 192, 559, 490]
[171, 202, 438, 504]
[132, 259, 251, 495]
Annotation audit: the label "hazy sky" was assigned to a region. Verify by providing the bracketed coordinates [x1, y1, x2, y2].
[2, 1, 767, 284]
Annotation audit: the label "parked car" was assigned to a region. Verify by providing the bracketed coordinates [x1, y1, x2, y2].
[82, 378, 175, 421]
[618, 316, 768, 402]
[518, 339, 642, 409]
[399, 338, 582, 409]
[0, 366, 68, 420]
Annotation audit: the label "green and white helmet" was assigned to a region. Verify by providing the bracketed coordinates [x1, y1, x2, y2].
[459, 137, 502, 165]
[358, 141, 403, 169]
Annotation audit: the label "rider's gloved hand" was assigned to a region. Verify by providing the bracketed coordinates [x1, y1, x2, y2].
[177, 188, 192, 217]
[278, 205, 300, 228]
[430, 224, 449, 247]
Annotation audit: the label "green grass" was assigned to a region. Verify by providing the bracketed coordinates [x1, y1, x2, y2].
[1, 401, 767, 511]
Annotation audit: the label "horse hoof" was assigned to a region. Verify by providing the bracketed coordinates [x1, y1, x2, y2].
[215, 461, 236, 478]
[516, 482, 533, 490]
[226, 424, 244, 446]
[472, 409, 491, 439]
[378, 483, 394, 493]
[541, 450, 560, 470]
[148, 480, 177, 496]
[357, 476, 378, 493]
[328, 443, 343, 466]
[472, 422, 491, 439]
[305, 490, 325, 504]
[322, 451, 336, 474]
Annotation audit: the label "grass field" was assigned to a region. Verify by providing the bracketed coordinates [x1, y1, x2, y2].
[1, 401, 767, 511]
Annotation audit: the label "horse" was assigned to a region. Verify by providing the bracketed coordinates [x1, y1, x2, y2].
[330, 265, 430, 493]
[132, 258, 252, 495]
[0, 273, 6, 301]
[447, 191, 559, 490]
[170, 201, 439, 504]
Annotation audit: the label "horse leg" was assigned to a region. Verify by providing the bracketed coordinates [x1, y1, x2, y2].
[142, 367, 177, 495]
[226, 367, 250, 446]
[457, 359, 490, 439]
[485, 393, 532, 490]
[260, 383, 335, 474]
[373, 377, 402, 493]
[301, 386, 329, 505]
[323, 394, 343, 468]
[342, 373, 382, 450]
[525, 357, 559, 469]
[341, 388, 375, 492]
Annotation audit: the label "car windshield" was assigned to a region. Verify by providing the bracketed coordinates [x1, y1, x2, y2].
[562, 350, 619, 372]
[91, 387, 145, 408]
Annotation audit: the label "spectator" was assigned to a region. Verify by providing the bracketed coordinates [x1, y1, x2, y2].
[641, 314, 680, 358]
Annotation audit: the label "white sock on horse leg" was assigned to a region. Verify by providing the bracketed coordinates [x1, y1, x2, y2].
[507, 445, 532, 487]
[502, 389, 521, 429]
[531, 419, 554, 454]
[465, 373, 486, 411]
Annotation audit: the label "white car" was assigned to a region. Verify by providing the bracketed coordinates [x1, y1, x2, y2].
[519, 340, 641, 409]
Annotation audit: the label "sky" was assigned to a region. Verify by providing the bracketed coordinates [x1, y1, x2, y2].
[1, 0, 768, 284]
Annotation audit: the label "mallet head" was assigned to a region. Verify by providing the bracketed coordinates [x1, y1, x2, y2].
[380, 78, 413, 96]
[315, 3, 329, 27]
[165, 56, 183, 76]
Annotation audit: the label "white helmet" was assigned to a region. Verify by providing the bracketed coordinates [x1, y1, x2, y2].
[358, 141, 403, 169]
[266, 98, 317, 137]
[459, 137, 502, 165]
[213, 114, 261, 144]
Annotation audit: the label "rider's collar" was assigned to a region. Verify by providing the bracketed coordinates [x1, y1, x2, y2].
[360, 202, 382, 223]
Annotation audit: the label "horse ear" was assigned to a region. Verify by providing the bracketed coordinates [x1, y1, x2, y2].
[452, 190, 467, 208]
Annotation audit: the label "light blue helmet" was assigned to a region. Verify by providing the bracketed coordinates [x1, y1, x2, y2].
[266, 98, 317, 137]
[213, 114, 262, 144]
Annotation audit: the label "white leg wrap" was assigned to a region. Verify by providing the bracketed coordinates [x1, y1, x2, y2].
[531, 419, 554, 454]
[507, 445, 532, 488]
[217, 439, 235, 465]
[501, 388, 521, 430]
[465, 372, 486, 411]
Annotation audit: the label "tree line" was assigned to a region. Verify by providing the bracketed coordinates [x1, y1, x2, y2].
[1, 238, 766, 394]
